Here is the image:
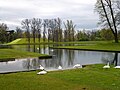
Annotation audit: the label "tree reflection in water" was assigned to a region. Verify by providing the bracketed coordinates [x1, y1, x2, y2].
[112, 52, 119, 66]
[27, 44, 30, 52]
[101, 52, 114, 64]
[22, 48, 75, 70]
[23, 45, 120, 70]
[102, 52, 120, 66]
[33, 44, 36, 52]
[22, 58, 41, 70]
[64, 49, 74, 67]
[22, 58, 32, 70]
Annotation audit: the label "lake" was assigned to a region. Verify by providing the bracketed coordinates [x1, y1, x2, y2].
[0, 45, 119, 73]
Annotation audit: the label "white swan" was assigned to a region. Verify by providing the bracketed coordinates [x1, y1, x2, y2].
[37, 70, 47, 75]
[50, 49, 54, 52]
[73, 64, 82, 68]
[37, 48, 39, 50]
[103, 62, 110, 69]
[39, 65, 44, 70]
[114, 66, 120, 69]
[58, 65, 62, 70]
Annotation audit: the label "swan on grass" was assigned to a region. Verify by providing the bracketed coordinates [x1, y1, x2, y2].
[58, 65, 62, 70]
[37, 70, 47, 75]
[50, 49, 54, 52]
[39, 65, 44, 70]
[73, 64, 82, 68]
[37, 48, 39, 50]
[114, 66, 120, 69]
[103, 62, 110, 69]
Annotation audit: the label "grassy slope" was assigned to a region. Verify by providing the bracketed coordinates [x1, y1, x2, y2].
[0, 64, 120, 90]
[8, 38, 50, 45]
[0, 49, 49, 60]
[8, 38, 22, 44]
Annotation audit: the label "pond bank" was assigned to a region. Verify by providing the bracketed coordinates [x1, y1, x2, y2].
[53, 42, 120, 52]
[53, 47, 120, 53]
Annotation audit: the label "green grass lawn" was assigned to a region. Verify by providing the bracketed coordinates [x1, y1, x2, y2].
[0, 49, 49, 60]
[56, 41, 120, 52]
[8, 38, 120, 51]
[8, 38, 108, 45]
[0, 64, 120, 90]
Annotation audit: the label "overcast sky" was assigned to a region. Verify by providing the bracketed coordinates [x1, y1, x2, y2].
[0, 0, 99, 30]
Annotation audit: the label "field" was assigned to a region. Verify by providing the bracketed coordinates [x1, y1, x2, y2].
[0, 64, 120, 90]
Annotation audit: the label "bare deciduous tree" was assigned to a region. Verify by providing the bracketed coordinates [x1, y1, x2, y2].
[21, 19, 31, 45]
[95, 0, 120, 43]
[43, 19, 49, 42]
[64, 20, 76, 42]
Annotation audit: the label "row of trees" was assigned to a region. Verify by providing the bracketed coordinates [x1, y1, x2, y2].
[1, 19, 120, 44]
[0, 18, 74, 43]
[21, 18, 76, 44]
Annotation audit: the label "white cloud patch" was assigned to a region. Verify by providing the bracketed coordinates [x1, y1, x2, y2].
[0, 0, 99, 29]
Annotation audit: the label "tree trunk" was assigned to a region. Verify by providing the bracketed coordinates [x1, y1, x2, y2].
[114, 33, 119, 43]
[101, 0, 118, 43]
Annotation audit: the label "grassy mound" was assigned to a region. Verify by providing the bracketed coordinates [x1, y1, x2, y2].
[8, 38, 22, 44]
[8, 38, 49, 45]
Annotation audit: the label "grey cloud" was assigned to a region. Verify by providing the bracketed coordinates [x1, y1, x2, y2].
[0, 0, 98, 30]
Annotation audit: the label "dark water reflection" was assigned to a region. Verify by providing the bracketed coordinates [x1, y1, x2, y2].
[0, 45, 120, 73]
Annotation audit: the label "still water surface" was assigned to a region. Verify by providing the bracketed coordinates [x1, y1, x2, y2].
[0, 46, 120, 73]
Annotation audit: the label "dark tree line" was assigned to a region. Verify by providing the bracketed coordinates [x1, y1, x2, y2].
[0, 23, 23, 43]
[0, 23, 8, 43]
[76, 29, 116, 41]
